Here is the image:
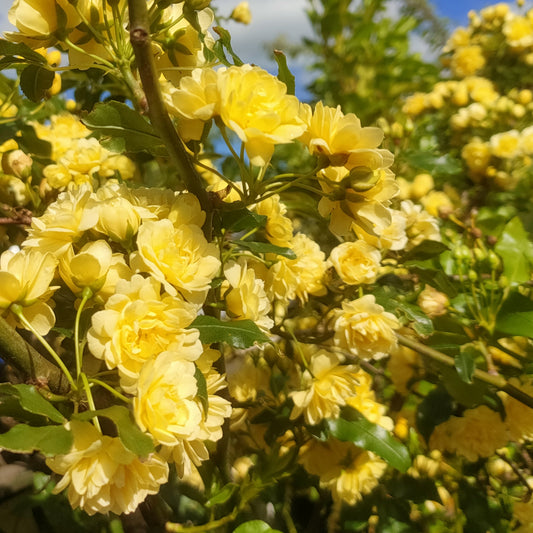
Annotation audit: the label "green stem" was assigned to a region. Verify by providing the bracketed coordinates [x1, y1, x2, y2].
[81, 372, 101, 432]
[127, 0, 212, 238]
[89, 377, 130, 403]
[165, 509, 238, 533]
[11, 305, 77, 391]
[396, 333, 533, 408]
[75, 287, 93, 379]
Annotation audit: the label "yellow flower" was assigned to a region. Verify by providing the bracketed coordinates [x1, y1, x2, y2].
[333, 295, 400, 359]
[504, 14, 533, 48]
[222, 258, 273, 331]
[451, 45, 486, 77]
[0, 248, 58, 335]
[231, 1, 252, 24]
[218, 65, 306, 166]
[328, 240, 381, 285]
[444, 27, 472, 51]
[387, 344, 421, 395]
[46, 421, 168, 516]
[6, 0, 81, 47]
[134, 351, 203, 446]
[253, 194, 294, 248]
[318, 165, 399, 238]
[490, 129, 522, 158]
[500, 378, 533, 441]
[299, 438, 387, 505]
[290, 349, 361, 425]
[420, 191, 454, 218]
[299, 101, 393, 169]
[24, 184, 99, 256]
[227, 355, 272, 403]
[520, 126, 533, 154]
[402, 93, 427, 116]
[58, 240, 113, 295]
[410, 174, 434, 200]
[400, 200, 442, 249]
[132, 219, 220, 304]
[429, 405, 508, 461]
[355, 208, 408, 251]
[87, 274, 202, 393]
[417, 285, 449, 318]
[462, 138, 492, 174]
[267, 233, 327, 303]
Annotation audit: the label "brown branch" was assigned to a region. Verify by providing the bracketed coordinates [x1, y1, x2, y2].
[127, 0, 212, 239]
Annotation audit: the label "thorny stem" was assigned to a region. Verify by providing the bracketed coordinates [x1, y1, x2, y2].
[127, 0, 212, 239]
[396, 333, 533, 408]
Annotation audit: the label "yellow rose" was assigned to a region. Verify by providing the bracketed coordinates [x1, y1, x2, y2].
[328, 240, 381, 285]
[0, 248, 58, 335]
[87, 274, 202, 393]
[521, 126, 533, 154]
[490, 129, 522, 159]
[299, 101, 393, 169]
[504, 14, 533, 48]
[253, 194, 294, 248]
[58, 240, 112, 295]
[46, 421, 168, 516]
[132, 219, 220, 304]
[134, 351, 203, 445]
[333, 295, 400, 359]
[417, 285, 449, 317]
[451, 45, 486, 78]
[7, 0, 81, 47]
[231, 1, 252, 24]
[400, 200, 441, 249]
[410, 173, 434, 200]
[402, 93, 427, 116]
[462, 138, 491, 174]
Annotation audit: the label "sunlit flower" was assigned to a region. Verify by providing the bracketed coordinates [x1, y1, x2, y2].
[290, 349, 361, 425]
[417, 285, 449, 318]
[500, 378, 533, 441]
[231, 2, 252, 24]
[0, 248, 58, 335]
[87, 274, 202, 393]
[132, 219, 220, 304]
[328, 240, 381, 285]
[253, 194, 294, 248]
[490, 129, 522, 158]
[333, 295, 400, 359]
[46, 421, 168, 516]
[451, 45, 486, 77]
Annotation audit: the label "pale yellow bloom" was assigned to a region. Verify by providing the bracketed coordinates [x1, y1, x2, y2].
[504, 14, 533, 48]
[387, 344, 421, 395]
[299, 101, 393, 170]
[444, 27, 472, 52]
[222, 258, 273, 331]
[227, 355, 272, 403]
[231, 2, 252, 24]
[417, 285, 449, 318]
[299, 438, 387, 505]
[132, 219, 220, 304]
[400, 200, 442, 249]
[24, 185, 99, 256]
[46, 421, 168, 516]
[451, 45, 486, 77]
[7, 0, 81, 47]
[410, 174, 434, 200]
[520, 126, 533, 154]
[0, 248, 58, 335]
[267, 233, 327, 303]
[462, 138, 492, 174]
[420, 191, 454, 218]
[290, 350, 361, 425]
[490, 129, 522, 159]
[500, 378, 533, 441]
[328, 240, 381, 285]
[355, 208, 408, 251]
[253, 194, 294, 248]
[333, 295, 400, 359]
[87, 274, 202, 393]
[58, 240, 113, 295]
[429, 405, 508, 461]
[402, 93, 427, 116]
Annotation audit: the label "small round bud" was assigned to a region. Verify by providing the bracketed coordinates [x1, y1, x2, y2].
[2, 150, 33, 179]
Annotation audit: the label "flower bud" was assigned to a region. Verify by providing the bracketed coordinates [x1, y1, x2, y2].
[230, 2, 252, 24]
[2, 150, 33, 179]
[185, 0, 211, 9]
[417, 285, 449, 317]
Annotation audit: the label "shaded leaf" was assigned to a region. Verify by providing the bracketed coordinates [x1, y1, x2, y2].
[403, 151, 462, 176]
[20, 65, 54, 102]
[233, 240, 296, 259]
[73, 405, 154, 457]
[496, 291, 533, 338]
[0, 384, 65, 424]
[0, 424, 72, 456]
[0, 40, 47, 64]
[189, 315, 270, 348]
[403, 240, 448, 261]
[387, 475, 441, 504]
[327, 415, 410, 472]
[455, 344, 479, 384]
[83, 101, 165, 155]
[194, 365, 209, 416]
[233, 521, 282, 533]
[416, 387, 454, 442]
[213, 26, 244, 66]
[222, 208, 267, 233]
[205, 483, 238, 508]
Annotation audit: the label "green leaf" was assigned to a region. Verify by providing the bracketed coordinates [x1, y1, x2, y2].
[403, 240, 448, 261]
[273, 50, 295, 95]
[205, 483, 238, 508]
[495, 216, 533, 285]
[327, 415, 410, 472]
[222, 208, 267, 233]
[213, 26, 244, 66]
[0, 40, 47, 64]
[0, 424, 72, 456]
[233, 521, 282, 533]
[397, 303, 434, 336]
[233, 240, 296, 259]
[194, 365, 209, 416]
[403, 150, 462, 176]
[0, 384, 65, 424]
[20, 65, 54, 102]
[407, 265, 458, 298]
[73, 405, 154, 457]
[496, 291, 533, 338]
[189, 315, 270, 348]
[83, 101, 165, 155]
[416, 387, 454, 442]
[387, 475, 441, 504]
[455, 344, 478, 384]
